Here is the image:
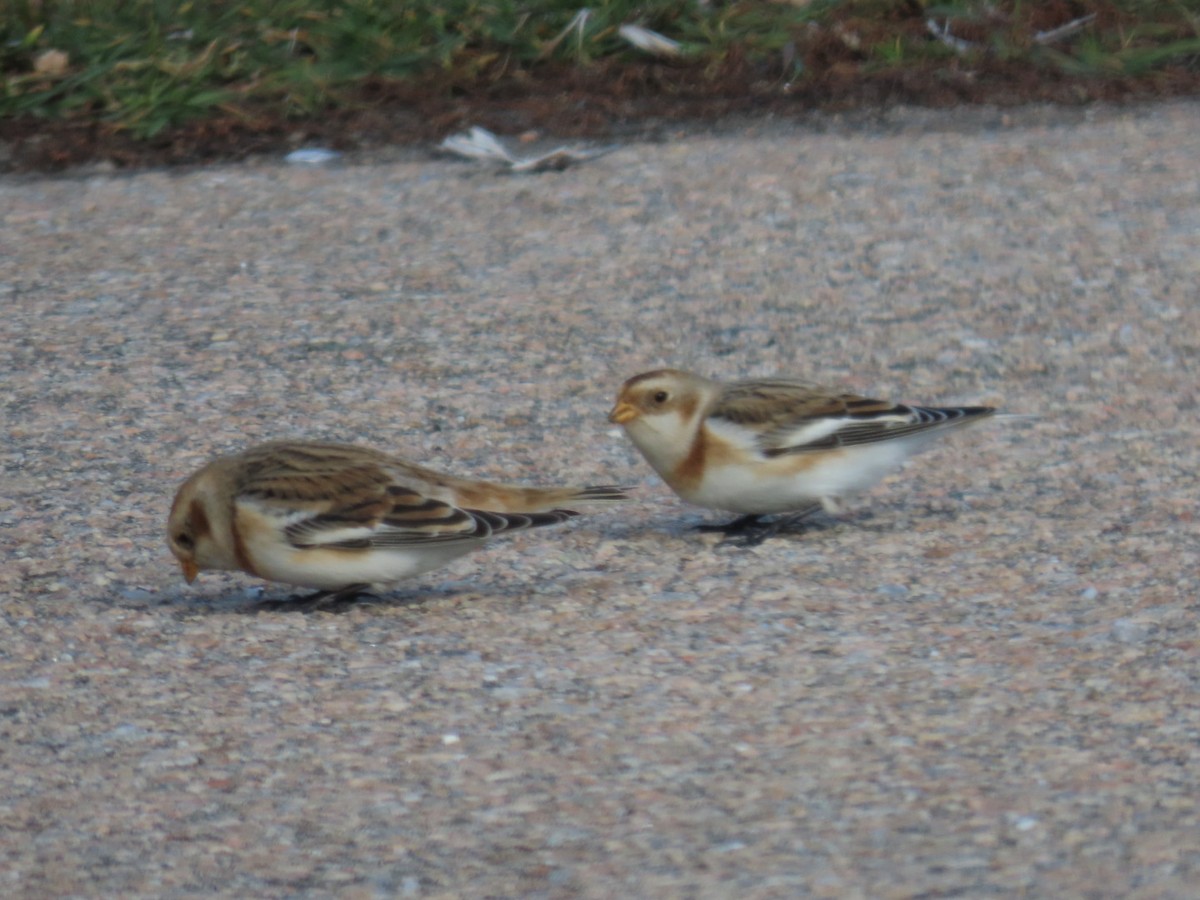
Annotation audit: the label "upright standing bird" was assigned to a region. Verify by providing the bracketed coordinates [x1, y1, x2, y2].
[609, 369, 996, 544]
[167, 440, 627, 604]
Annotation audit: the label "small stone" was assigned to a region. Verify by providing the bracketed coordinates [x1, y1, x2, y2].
[1111, 618, 1151, 644]
[285, 148, 342, 165]
[34, 49, 69, 76]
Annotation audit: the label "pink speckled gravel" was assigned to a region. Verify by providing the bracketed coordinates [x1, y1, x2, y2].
[2, 101, 1198, 897]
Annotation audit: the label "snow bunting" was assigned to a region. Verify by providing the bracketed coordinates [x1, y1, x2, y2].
[609, 369, 996, 544]
[167, 440, 627, 603]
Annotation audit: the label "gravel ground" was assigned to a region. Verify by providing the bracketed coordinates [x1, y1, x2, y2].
[3, 101, 1198, 898]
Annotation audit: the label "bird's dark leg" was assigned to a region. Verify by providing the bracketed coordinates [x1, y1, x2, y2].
[311, 583, 376, 608]
[258, 583, 374, 612]
[716, 505, 824, 548]
[696, 514, 764, 534]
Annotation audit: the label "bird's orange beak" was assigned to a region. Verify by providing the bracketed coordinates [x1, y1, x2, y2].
[608, 402, 639, 425]
[180, 559, 199, 584]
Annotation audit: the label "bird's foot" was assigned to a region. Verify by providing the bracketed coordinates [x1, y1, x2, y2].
[256, 583, 376, 612]
[713, 506, 824, 549]
[696, 514, 765, 535]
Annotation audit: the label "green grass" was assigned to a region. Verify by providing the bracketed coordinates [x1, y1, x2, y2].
[2, 0, 1199, 139]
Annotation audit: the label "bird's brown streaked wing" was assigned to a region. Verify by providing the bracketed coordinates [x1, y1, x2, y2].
[230, 440, 587, 548]
[362, 504, 580, 547]
[760, 404, 997, 456]
[710, 380, 896, 440]
[283, 480, 581, 549]
[235, 441, 394, 504]
[281, 483, 478, 549]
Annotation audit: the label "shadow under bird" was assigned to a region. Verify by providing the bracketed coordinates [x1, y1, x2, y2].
[167, 440, 627, 605]
[609, 368, 999, 545]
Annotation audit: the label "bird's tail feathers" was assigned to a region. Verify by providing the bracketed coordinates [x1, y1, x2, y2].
[453, 481, 632, 514]
[472, 507, 580, 536]
[568, 484, 633, 503]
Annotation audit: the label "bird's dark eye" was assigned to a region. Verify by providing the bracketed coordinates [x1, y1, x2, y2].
[653, 391, 669, 404]
[175, 533, 194, 550]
